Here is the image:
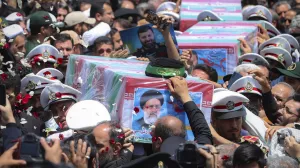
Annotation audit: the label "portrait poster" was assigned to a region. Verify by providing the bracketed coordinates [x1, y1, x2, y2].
[131, 87, 203, 143]
[119, 24, 178, 58]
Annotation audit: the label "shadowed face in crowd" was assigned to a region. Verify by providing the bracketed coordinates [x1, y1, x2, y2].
[278, 99, 300, 126]
[49, 99, 75, 129]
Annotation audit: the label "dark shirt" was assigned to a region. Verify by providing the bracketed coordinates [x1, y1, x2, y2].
[262, 91, 279, 124]
[132, 43, 167, 59]
[103, 149, 133, 168]
[183, 101, 213, 145]
[2, 123, 21, 151]
[136, 117, 151, 130]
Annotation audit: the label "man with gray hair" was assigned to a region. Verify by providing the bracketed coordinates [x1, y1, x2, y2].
[273, 1, 291, 19]
[272, 82, 295, 109]
[267, 155, 298, 168]
[234, 64, 260, 76]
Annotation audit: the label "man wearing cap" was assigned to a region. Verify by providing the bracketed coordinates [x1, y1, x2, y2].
[25, 44, 63, 74]
[5, 12, 28, 35]
[2, 24, 26, 63]
[53, 34, 74, 75]
[64, 11, 96, 36]
[61, 30, 87, 55]
[40, 83, 81, 130]
[276, 62, 300, 92]
[136, 90, 164, 130]
[25, 11, 56, 55]
[211, 90, 249, 143]
[90, 2, 115, 26]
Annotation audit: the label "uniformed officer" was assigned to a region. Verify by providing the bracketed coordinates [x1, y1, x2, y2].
[197, 10, 223, 21]
[40, 83, 81, 130]
[36, 68, 64, 82]
[25, 44, 63, 74]
[211, 90, 249, 143]
[132, 25, 167, 58]
[238, 53, 270, 66]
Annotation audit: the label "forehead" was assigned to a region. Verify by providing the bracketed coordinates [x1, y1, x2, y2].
[104, 3, 112, 11]
[145, 98, 161, 105]
[286, 99, 300, 109]
[55, 40, 73, 47]
[14, 35, 25, 43]
[140, 29, 153, 36]
[93, 124, 110, 140]
[97, 43, 113, 49]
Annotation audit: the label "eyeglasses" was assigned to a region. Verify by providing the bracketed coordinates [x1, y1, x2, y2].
[98, 48, 112, 55]
[144, 105, 161, 110]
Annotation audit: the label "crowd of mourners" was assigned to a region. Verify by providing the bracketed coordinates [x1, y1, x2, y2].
[0, 0, 300, 167]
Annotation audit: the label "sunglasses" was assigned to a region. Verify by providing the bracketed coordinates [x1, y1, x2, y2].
[98, 48, 112, 55]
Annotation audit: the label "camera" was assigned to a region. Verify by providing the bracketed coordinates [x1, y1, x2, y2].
[277, 129, 292, 144]
[176, 141, 210, 168]
[17, 133, 44, 163]
[145, 10, 170, 30]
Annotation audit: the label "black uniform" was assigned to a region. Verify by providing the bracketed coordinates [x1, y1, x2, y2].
[132, 43, 168, 59]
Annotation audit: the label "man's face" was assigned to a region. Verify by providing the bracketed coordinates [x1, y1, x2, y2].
[276, 4, 290, 18]
[101, 4, 115, 26]
[49, 100, 75, 129]
[280, 99, 300, 126]
[93, 124, 115, 167]
[75, 23, 92, 36]
[10, 35, 26, 59]
[57, 8, 68, 22]
[143, 98, 161, 125]
[214, 117, 242, 142]
[96, 44, 113, 57]
[285, 11, 296, 28]
[43, 26, 55, 37]
[139, 29, 155, 48]
[25, 93, 44, 115]
[112, 32, 123, 51]
[284, 76, 300, 91]
[272, 84, 293, 109]
[192, 69, 209, 80]
[55, 40, 74, 67]
[6, 87, 16, 106]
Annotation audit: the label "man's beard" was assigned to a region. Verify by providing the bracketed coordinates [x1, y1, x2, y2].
[144, 113, 158, 125]
[98, 148, 114, 167]
[142, 41, 155, 49]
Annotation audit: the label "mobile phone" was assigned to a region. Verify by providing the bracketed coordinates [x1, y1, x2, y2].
[0, 84, 6, 106]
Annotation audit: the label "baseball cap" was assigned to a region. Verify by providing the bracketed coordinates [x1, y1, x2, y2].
[29, 11, 54, 28]
[61, 30, 88, 48]
[64, 11, 96, 27]
[276, 62, 300, 79]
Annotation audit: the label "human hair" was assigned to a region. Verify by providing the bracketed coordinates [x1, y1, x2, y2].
[193, 64, 218, 82]
[243, 102, 259, 116]
[140, 90, 164, 108]
[62, 133, 97, 168]
[90, 2, 111, 17]
[93, 36, 114, 52]
[241, 1, 258, 8]
[276, 82, 295, 97]
[273, 1, 291, 11]
[137, 25, 154, 38]
[234, 64, 260, 74]
[233, 143, 266, 168]
[267, 155, 298, 168]
[109, 28, 119, 37]
[54, 33, 74, 46]
[115, 18, 134, 30]
[154, 117, 186, 141]
[216, 144, 238, 168]
[56, 3, 71, 14]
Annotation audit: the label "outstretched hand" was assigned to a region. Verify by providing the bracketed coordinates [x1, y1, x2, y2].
[180, 49, 193, 70]
[152, 14, 174, 35]
[167, 77, 192, 103]
[248, 69, 271, 93]
[0, 143, 26, 167]
[0, 97, 15, 124]
[238, 38, 252, 54]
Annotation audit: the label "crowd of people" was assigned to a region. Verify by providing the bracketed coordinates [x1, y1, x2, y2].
[0, 0, 300, 167]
